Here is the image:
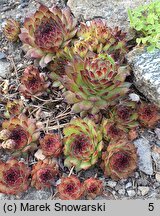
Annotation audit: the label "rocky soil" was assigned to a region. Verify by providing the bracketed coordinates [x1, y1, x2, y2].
[0, 0, 160, 200]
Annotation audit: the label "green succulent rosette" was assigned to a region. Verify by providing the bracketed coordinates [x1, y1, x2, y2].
[62, 52, 130, 115]
[63, 118, 103, 171]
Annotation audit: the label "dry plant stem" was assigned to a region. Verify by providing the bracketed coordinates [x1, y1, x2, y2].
[7, 57, 19, 86]
[46, 124, 68, 130]
[32, 95, 63, 102]
[68, 166, 75, 177]
[51, 191, 58, 200]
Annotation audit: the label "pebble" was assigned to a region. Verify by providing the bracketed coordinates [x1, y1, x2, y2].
[134, 172, 140, 178]
[129, 93, 140, 102]
[107, 181, 117, 188]
[155, 173, 160, 182]
[16, 14, 22, 19]
[118, 189, 126, 196]
[127, 190, 136, 197]
[125, 182, 132, 189]
[138, 186, 149, 196]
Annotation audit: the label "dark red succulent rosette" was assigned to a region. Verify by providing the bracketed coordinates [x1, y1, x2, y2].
[9, 126, 29, 149]
[70, 134, 93, 160]
[40, 133, 62, 157]
[101, 140, 138, 180]
[138, 103, 160, 128]
[1, 114, 39, 152]
[19, 65, 49, 98]
[83, 177, 103, 199]
[0, 159, 30, 195]
[57, 175, 84, 200]
[31, 160, 59, 190]
[103, 121, 127, 142]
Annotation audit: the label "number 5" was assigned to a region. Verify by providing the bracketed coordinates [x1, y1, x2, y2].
[148, 203, 154, 211]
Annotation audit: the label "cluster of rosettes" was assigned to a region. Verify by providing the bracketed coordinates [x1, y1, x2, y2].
[0, 158, 104, 199]
[57, 176, 103, 200]
[2, 3, 160, 199]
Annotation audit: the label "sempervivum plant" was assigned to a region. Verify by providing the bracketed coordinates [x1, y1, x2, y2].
[57, 175, 83, 200]
[138, 103, 160, 128]
[101, 140, 138, 180]
[102, 120, 127, 142]
[4, 19, 20, 42]
[63, 118, 103, 171]
[74, 19, 128, 62]
[39, 133, 62, 157]
[4, 100, 24, 118]
[0, 159, 30, 195]
[19, 4, 77, 67]
[19, 65, 50, 98]
[0, 114, 40, 152]
[109, 101, 139, 130]
[83, 177, 103, 199]
[48, 54, 69, 87]
[31, 159, 59, 190]
[62, 52, 130, 114]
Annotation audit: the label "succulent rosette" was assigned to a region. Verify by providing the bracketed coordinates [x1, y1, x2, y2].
[83, 177, 103, 199]
[63, 118, 103, 171]
[19, 4, 77, 67]
[74, 19, 127, 62]
[110, 101, 139, 129]
[19, 65, 50, 98]
[62, 52, 130, 114]
[138, 103, 160, 128]
[1, 114, 40, 152]
[101, 140, 138, 180]
[102, 120, 127, 142]
[0, 159, 30, 195]
[48, 50, 70, 87]
[4, 100, 24, 118]
[40, 133, 62, 157]
[57, 175, 83, 200]
[4, 19, 20, 42]
[31, 159, 59, 190]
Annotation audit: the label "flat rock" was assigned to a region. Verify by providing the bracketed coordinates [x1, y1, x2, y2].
[21, 188, 52, 200]
[67, 0, 151, 39]
[126, 48, 160, 107]
[0, 59, 11, 78]
[134, 138, 153, 175]
[0, 188, 52, 200]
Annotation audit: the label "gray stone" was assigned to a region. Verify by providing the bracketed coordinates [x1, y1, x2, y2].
[127, 189, 136, 197]
[0, 193, 15, 200]
[67, 0, 151, 39]
[155, 173, 160, 182]
[0, 60, 11, 78]
[20, 188, 52, 200]
[134, 138, 153, 175]
[138, 186, 149, 196]
[126, 48, 160, 107]
[125, 182, 132, 189]
[107, 180, 117, 188]
[118, 189, 126, 196]
[0, 188, 52, 200]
